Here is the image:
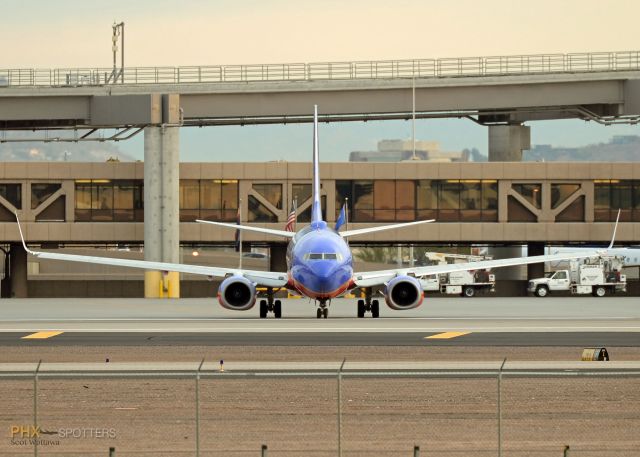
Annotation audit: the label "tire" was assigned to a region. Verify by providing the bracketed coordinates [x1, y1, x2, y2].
[463, 286, 475, 298]
[322, 308, 328, 319]
[594, 286, 606, 297]
[274, 300, 282, 318]
[535, 285, 549, 297]
[259, 300, 268, 318]
[357, 299, 365, 318]
[317, 308, 322, 319]
[371, 299, 380, 318]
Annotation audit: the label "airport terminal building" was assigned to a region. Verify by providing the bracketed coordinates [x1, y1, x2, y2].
[1, 160, 638, 297]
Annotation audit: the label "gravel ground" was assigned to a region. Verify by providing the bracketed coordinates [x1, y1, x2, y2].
[1, 345, 639, 456]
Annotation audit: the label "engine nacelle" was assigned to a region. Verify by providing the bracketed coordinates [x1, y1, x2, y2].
[384, 275, 424, 310]
[217, 275, 257, 311]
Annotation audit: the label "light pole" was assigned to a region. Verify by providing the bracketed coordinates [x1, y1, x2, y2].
[112, 22, 125, 83]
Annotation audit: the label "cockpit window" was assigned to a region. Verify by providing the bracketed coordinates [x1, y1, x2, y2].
[304, 253, 342, 261]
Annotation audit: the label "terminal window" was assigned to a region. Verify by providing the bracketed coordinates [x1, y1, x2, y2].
[180, 179, 238, 222]
[594, 179, 637, 222]
[0, 183, 21, 222]
[75, 180, 143, 222]
[336, 179, 497, 223]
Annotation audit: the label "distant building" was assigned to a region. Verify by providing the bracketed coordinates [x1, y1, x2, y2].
[350, 140, 470, 162]
[524, 135, 640, 162]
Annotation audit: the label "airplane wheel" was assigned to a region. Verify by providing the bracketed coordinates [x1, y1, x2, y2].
[259, 300, 268, 318]
[322, 308, 328, 319]
[274, 300, 282, 318]
[317, 308, 322, 319]
[371, 299, 380, 318]
[357, 300, 365, 318]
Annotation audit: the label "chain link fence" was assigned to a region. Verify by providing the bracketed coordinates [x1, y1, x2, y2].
[0, 361, 639, 456]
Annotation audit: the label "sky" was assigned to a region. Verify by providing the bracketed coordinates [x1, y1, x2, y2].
[2, 0, 640, 161]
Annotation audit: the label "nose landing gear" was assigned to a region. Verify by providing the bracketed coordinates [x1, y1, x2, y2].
[316, 299, 329, 319]
[259, 287, 282, 319]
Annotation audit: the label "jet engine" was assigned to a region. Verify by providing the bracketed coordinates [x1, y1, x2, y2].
[217, 275, 257, 311]
[383, 275, 424, 310]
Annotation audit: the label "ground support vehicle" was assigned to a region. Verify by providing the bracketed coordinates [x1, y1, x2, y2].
[528, 256, 626, 297]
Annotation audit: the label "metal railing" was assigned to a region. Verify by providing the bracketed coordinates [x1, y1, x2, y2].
[1, 51, 639, 88]
[1, 361, 639, 456]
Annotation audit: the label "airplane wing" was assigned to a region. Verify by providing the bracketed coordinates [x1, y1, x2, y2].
[196, 220, 296, 238]
[355, 210, 623, 288]
[353, 249, 605, 288]
[16, 217, 287, 287]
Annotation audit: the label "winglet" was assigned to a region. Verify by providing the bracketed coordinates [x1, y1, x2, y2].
[608, 209, 621, 250]
[14, 212, 35, 255]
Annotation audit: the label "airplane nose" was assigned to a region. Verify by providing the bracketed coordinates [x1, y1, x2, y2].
[313, 261, 334, 280]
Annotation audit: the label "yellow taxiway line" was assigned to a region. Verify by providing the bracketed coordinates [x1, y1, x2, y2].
[425, 331, 471, 340]
[21, 331, 64, 340]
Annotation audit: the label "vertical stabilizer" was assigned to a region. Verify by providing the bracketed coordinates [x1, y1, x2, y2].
[311, 105, 323, 223]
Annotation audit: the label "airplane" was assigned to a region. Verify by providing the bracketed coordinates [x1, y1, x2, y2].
[15, 106, 620, 319]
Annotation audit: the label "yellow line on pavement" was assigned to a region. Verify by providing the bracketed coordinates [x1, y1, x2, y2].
[425, 331, 471, 340]
[21, 331, 64, 340]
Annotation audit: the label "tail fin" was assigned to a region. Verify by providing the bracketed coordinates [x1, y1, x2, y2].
[311, 105, 322, 223]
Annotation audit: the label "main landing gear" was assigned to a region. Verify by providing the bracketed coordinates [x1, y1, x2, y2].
[357, 288, 380, 318]
[316, 300, 329, 319]
[259, 287, 282, 319]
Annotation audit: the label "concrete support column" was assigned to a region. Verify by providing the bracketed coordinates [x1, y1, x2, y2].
[488, 124, 531, 162]
[9, 243, 28, 298]
[144, 94, 181, 298]
[270, 244, 288, 273]
[489, 124, 530, 281]
[161, 126, 180, 266]
[527, 242, 546, 280]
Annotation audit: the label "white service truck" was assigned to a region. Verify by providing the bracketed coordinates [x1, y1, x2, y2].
[420, 252, 496, 297]
[528, 256, 626, 297]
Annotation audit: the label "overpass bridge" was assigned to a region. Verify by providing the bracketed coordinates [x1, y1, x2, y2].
[3, 51, 640, 132]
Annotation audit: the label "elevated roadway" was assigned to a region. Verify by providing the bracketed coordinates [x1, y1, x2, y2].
[3, 53, 640, 130]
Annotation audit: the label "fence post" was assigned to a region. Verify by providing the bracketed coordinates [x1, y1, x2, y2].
[564, 445, 570, 457]
[413, 445, 420, 456]
[337, 358, 346, 457]
[497, 358, 507, 457]
[195, 358, 204, 457]
[33, 359, 42, 457]
[261, 444, 268, 457]
[109, 447, 116, 457]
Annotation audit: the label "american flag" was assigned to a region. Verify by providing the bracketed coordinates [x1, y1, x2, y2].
[285, 200, 297, 232]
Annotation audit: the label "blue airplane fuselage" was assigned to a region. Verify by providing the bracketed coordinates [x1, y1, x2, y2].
[287, 221, 353, 300]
